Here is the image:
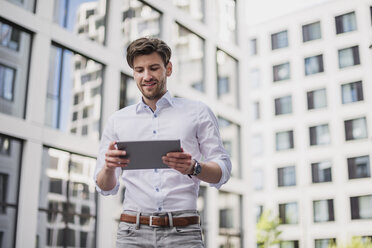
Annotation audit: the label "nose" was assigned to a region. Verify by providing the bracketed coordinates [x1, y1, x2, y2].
[143, 69, 153, 81]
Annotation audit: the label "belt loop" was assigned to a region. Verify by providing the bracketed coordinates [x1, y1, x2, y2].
[135, 212, 141, 229]
[167, 212, 173, 227]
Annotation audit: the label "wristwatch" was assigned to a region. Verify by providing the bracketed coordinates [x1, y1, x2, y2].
[191, 159, 202, 176]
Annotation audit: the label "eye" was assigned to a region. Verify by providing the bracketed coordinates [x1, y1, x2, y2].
[150, 67, 159, 71]
[135, 68, 143, 73]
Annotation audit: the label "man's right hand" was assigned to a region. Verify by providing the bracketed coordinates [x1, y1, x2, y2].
[104, 141, 130, 170]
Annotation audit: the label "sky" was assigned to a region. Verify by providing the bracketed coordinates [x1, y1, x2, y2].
[246, 0, 332, 26]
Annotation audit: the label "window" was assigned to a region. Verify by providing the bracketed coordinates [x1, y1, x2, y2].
[218, 192, 242, 248]
[276, 130, 294, 151]
[313, 199, 334, 222]
[0, 134, 22, 248]
[312, 161, 332, 183]
[172, 0, 204, 22]
[335, 12, 357, 34]
[5, 0, 36, 11]
[307, 88, 327, 110]
[275, 95, 292, 115]
[38, 147, 97, 247]
[217, 49, 239, 108]
[341, 81, 363, 104]
[315, 239, 336, 248]
[249, 69, 260, 88]
[309, 124, 330, 146]
[119, 74, 141, 109]
[302, 21, 321, 42]
[0, 20, 31, 118]
[280, 241, 299, 248]
[45, 44, 103, 139]
[271, 30, 288, 50]
[253, 169, 264, 190]
[218, 117, 241, 178]
[305, 55, 324, 75]
[273, 62, 290, 82]
[255, 205, 263, 222]
[348, 155, 370, 179]
[250, 38, 257, 55]
[122, 0, 161, 50]
[216, 0, 237, 44]
[53, 0, 107, 44]
[338, 46, 360, 68]
[278, 166, 296, 187]
[279, 202, 298, 224]
[350, 195, 372, 219]
[252, 101, 260, 120]
[344, 117, 368, 141]
[173, 23, 205, 92]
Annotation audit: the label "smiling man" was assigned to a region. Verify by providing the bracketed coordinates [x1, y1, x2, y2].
[94, 37, 231, 248]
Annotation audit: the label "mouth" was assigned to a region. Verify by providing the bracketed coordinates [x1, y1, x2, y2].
[142, 81, 157, 88]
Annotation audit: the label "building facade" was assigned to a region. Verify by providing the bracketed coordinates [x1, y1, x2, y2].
[246, 0, 372, 247]
[0, 0, 249, 247]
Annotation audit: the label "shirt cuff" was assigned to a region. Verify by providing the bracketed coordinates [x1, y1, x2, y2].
[94, 170, 121, 195]
[208, 158, 231, 189]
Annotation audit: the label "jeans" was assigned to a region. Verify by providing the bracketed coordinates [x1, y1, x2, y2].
[116, 210, 204, 248]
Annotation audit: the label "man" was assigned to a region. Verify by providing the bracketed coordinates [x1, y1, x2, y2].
[94, 37, 231, 248]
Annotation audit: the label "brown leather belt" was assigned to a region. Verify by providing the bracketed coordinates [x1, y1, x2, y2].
[120, 213, 200, 227]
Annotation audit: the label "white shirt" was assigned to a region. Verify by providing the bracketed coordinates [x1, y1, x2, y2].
[94, 91, 231, 212]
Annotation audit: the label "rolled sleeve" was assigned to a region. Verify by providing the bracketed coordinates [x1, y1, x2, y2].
[197, 102, 232, 189]
[94, 114, 121, 196]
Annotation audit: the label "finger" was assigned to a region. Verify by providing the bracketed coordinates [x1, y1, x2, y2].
[106, 149, 126, 157]
[108, 141, 117, 150]
[166, 152, 191, 159]
[105, 161, 128, 169]
[105, 157, 130, 164]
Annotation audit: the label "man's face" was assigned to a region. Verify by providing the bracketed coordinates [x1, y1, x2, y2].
[132, 52, 172, 102]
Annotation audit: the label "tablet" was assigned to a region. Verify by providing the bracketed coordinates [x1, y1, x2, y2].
[116, 140, 182, 170]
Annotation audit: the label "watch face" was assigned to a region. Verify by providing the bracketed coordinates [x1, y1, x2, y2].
[195, 162, 202, 175]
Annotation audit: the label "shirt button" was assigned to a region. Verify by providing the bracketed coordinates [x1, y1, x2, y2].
[158, 207, 162, 211]
[154, 114, 157, 118]
[154, 168, 158, 173]
[155, 188, 159, 192]
[153, 130, 156, 134]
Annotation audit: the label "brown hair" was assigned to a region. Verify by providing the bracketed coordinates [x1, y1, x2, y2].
[126, 37, 172, 68]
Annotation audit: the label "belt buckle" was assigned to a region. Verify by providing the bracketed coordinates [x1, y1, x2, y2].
[149, 216, 160, 227]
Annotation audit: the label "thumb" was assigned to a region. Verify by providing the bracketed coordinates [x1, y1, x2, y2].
[108, 141, 117, 150]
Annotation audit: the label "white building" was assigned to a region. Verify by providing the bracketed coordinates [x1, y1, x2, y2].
[246, 0, 372, 247]
[0, 0, 249, 247]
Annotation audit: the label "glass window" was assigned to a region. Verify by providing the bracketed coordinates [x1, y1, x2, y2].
[309, 124, 330, 146]
[216, 0, 236, 44]
[271, 30, 288, 50]
[279, 202, 298, 224]
[218, 192, 242, 248]
[335, 12, 357, 34]
[341, 81, 363, 104]
[278, 166, 296, 187]
[302, 21, 321, 42]
[172, 0, 204, 22]
[273, 62, 290, 82]
[217, 49, 239, 108]
[249, 38, 257, 55]
[348, 155, 370, 179]
[45, 44, 103, 139]
[344, 117, 368, 141]
[312, 161, 332, 183]
[4, 0, 35, 11]
[280, 241, 299, 248]
[313, 199, 334, 222]
[37, 147, 97, 247]
[350, 195, 372, 219]
[122, 0, 161, 52]
[305, 54, 324, 75]
[53, 0, 107, 44]
[0, 134, 22, 248]
[119, 74, 141, 109]
[253, 169, 264, 190]
[338, 46, 360, 68]
[307, 88, 327, 110]
[274, 95, 292, 115]
[173, 23, 205, 92]
[255, 205, 263, 222]
[218, 117, 241, 178]
[0, 20, 31, 118]
[276, 130, 294, 151]
[315, 239, 336, 248]
[249, 68, 260, 89]
[251, 101, 260, 120]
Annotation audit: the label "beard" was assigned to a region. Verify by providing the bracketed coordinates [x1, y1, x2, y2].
[140, 79, 167, 101]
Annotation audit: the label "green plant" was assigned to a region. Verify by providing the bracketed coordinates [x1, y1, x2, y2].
[256, 210, 282, 248]
[328, 236, 372, 248]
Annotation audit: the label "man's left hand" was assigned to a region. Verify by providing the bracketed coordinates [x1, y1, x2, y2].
[162, 151, 195, 175]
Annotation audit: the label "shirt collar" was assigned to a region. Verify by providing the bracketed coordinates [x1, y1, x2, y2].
[135, 91, 174, 114]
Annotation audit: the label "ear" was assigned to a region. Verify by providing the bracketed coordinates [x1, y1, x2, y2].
[166, 61, 172, 76]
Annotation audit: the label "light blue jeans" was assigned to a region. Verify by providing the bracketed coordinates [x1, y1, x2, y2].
[116, 210, 204, 248]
